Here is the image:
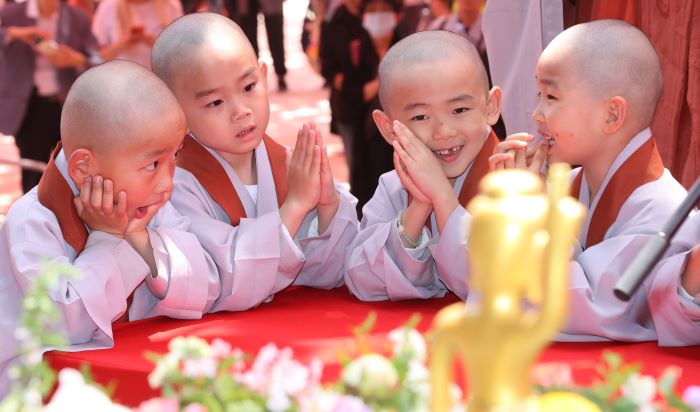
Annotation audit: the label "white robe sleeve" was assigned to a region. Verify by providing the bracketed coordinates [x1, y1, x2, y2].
[344, 172, 448, 301]
[556, 173, 698, 345]
[294, 183, 359, 289]
[0, 192, 146, 396]
[128, 202, 221, 319]
[171, 168, 306, 312]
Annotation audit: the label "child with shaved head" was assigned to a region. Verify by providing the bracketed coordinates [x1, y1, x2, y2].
[0, 60, 220, 395]
[490, 20, 700, 345]
[344, 30, 503, 301]
[151, 13, 358, 312]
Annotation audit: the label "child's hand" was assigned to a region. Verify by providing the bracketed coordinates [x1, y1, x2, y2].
[391, 120, 452, 204]
[73, 175, 128, 238]
[393, 151, 431, 207]
[280, 123, 322, 237]
[489, 133, 548, 173]
[309, 122, 340, 234]
[682, 245, 700, 296]
[309, 122, 340, 208]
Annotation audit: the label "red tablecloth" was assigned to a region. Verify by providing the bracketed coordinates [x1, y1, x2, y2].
[46, 287, 700, 407]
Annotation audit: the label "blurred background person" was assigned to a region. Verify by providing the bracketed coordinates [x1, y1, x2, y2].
[92, 0, 182, 68]
[418, 0, 452, 31]
[235, 0, 288, 91]
[0, 0, 99, 192]
[320, 0, 362, 171]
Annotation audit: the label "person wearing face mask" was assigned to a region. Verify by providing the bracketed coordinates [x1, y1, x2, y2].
[348, 0, 403, 217]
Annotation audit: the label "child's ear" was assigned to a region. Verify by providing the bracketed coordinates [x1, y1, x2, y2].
[372, 109, 395, 145]
[602, 96, 627, 134]
[485, 86, 503, 126]
[259, 61, 268, 88]
[67, 148, 96, 187]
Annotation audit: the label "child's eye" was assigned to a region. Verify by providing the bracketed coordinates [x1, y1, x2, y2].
[173, 146, 183, 160]
[410, 114, 428, 121]
[547, 94, 557, 100]
[243, 82, 256, 93]
[145, 161, 159, 171]
[453, 107, 470, 114]
[206, 99, 224, 108]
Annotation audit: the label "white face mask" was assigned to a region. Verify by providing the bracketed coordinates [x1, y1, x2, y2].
[362, 11, 397, 38]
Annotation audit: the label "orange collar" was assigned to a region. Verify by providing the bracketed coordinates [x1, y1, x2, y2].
[37, 143, 87, 254]
[569, 136, 664, 248]
[177, 134, 288, 226]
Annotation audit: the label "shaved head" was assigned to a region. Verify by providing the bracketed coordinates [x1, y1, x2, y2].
[542, 19, 663, 128]
[151, 12, 253, 90]
[378, 30, 488, 109]
[61, 60, 185, 155]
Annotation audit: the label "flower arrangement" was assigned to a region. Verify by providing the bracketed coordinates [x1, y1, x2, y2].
[1, 263, 699, 412]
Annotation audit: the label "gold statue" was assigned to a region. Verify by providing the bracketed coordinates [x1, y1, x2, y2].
[430, 164, 585, 412]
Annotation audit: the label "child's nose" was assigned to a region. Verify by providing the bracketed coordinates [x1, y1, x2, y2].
[532, 102, 545, 124]
[434, 121, 456, 140]
[230, 100, 252, 122]
[155, 168, 173, 194]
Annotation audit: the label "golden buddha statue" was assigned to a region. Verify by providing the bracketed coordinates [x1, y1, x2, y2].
[430, 164, 585, 412]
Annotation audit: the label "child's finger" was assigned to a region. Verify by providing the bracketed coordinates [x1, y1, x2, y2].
[514, 147, 527, 169]
[291, 123, 307, 164]
[392, 121, 415, 154]
[73, 197, 84, 216]
[304, 129, 317, 171]
[116, 191, 127, 218]
[505, 150, 516, 169]
[392, 140, 414, 173]
[90, 175, 103, 210]
[311, 144, 321, 174]
[504, 132, 534, 142]
[493, 139, 528, 155]
[529, 141, 549, 173]
[489, 153, 511, 171]
[79, 176, 92, 207]
[103, 179, 115, 215]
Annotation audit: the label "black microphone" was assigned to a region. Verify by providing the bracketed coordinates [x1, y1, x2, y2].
[614, 176, 700, 301]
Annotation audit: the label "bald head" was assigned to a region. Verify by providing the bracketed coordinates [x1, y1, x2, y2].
[152, 12, 253, 89]
[61, 60, 185, 155]
[378, 30, 488, 109]
[542, 19, 663, 128]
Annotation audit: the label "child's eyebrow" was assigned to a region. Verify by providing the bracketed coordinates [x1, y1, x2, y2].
[447, 94, 475, 103]
[403, 102, 427, 111]
[239, 67, 257, 80]
[141, 148, 169, 159]
[195, 88, 218, 99]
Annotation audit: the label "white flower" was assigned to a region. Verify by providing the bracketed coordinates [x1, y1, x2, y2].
[182, 357, 218, 378]
[148, 352, 180, 389]
[621, 373, 656, 411]
[45, 368, 130, 412]
[387, 327, 427, 362]
[341, 354, 398, 399]
[210, 338, 232, 359]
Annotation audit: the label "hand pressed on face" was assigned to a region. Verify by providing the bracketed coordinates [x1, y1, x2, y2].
[74, 175, 129, 238]
[391, 120, 452, 202]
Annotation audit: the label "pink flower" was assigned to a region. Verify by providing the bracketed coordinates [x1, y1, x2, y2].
[133, 397, 179, 412]
[182, 403, 207, 412]
[683, 386, 700, 411]
[531, 363, 574, 387]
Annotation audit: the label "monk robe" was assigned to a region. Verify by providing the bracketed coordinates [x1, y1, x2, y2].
[171, 134, 359, 313]
[558, 128, 700, 346]
[0, 147, 219, 397]
[344, 129, 498, 301]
